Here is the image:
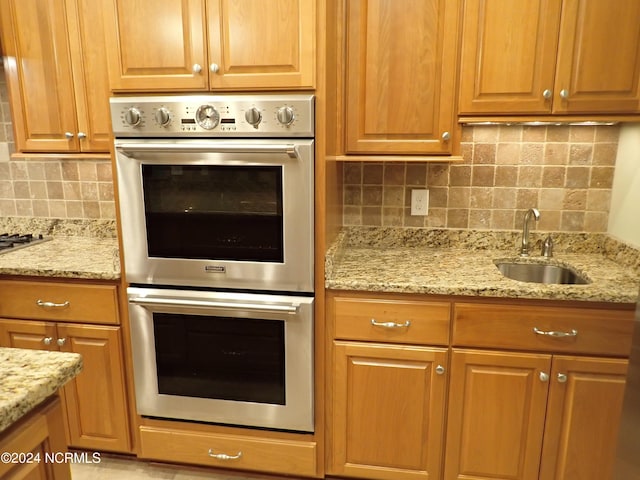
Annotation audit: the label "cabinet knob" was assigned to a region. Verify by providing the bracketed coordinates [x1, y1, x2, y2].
[77, 132, 87, 139]
[557, 373, 568, 383]
[210, 63, 220, 73]
[441, 131, 451, 141]
[192, 64, 202, 73]
[542, 89, 552, 100]
[43, 337, 53, 346]
[435, 365, 445, 375]
[560, 89, 570, 99]
[57, 338, 66, 347]
[539, 371, 550, 382]
[64, 132, 74, 139]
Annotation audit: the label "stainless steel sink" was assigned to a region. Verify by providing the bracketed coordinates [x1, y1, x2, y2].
[495, 261, 590, 285]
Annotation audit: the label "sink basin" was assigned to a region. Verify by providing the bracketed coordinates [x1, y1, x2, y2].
[495, 261, 590, 285]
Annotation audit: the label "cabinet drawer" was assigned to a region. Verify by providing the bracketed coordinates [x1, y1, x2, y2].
[0, 280, 119, 325]
[139, 426, 317, 477]
[453, 302, 634, 356]
[331, 295, 450, 346]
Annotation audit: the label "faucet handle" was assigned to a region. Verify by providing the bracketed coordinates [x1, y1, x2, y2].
[542, 235, 554, 257]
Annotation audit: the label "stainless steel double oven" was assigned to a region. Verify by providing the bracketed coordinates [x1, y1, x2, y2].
[111, 95, 315, 432]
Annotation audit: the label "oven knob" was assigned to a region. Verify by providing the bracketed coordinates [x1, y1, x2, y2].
[245, 107, 262, 127]
[124, 107, 142, 127]
[195, 104, 220, 130]
[276, 106, 295, 126]
[154, 107, 171, 127]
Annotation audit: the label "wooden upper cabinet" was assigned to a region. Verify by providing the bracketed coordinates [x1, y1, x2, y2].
[459, 0, 640, 116]
[103, 0, 315, 92]
[0, 0, 111, 153]
[344, 0, 461, 155]
[553, 0, 640, 114]
[458, 0, 562, 114]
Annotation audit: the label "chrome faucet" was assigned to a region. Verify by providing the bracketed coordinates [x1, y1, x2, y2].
[520, 208, 540, 257]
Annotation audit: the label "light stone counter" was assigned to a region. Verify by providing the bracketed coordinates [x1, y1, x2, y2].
[0, 237, 120, 280]
[326, 227, 640, 304]
[0, 347, 82, 433]
[0, 218, 120, 280]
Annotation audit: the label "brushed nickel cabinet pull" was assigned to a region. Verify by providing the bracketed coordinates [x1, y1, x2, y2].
[208, 449, 242, 460]
[36, 299, 70, 308]
[370, 319, 411, 328]
[533, 327, 578, 338]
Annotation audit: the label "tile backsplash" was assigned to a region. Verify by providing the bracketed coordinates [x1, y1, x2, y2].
[0, 64, 116, 220]
[343, 124, 619, 232]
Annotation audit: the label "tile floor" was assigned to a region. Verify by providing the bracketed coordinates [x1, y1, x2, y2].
[70, 454, 295, 480]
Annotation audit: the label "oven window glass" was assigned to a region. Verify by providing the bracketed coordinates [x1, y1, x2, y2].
[153, 313, 286, 405]
[142, 165, 283, 262]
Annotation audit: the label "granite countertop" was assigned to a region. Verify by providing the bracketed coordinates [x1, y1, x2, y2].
[0, 347, 83, 433]
[0, 218, 120, 280]
[0, 237, 120, 280]
[326, 227, 640, 304]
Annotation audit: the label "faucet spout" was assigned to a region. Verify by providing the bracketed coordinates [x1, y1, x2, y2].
[520, 208, 540, 257]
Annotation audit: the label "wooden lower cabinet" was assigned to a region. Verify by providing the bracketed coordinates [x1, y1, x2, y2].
[443, 349, 628, 480]
[330, 341, 448, 480]
[0, 318, 131, 453]
[0, 396, 71, 480]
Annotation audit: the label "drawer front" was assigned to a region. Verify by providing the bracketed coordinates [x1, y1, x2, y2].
[0, 280, 119, 325]
[331, 295, 451, 345]
[139, 426, 317, 477]
[453, 302, 634, 356]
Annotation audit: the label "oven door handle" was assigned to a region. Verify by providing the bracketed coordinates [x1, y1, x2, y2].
[129, 296, 300, 314]
[116, 142, 298, 158]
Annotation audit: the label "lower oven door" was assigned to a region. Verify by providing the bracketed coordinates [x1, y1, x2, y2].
[127, 286, 314, 433]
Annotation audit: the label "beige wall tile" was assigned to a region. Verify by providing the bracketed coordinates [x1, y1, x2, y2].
[342, 125, 618, 233]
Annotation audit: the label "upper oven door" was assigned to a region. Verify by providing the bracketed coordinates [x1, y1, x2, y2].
[114, 139, 314, 292]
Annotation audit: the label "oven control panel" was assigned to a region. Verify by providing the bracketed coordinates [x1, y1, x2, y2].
[110, 94, 314, 137]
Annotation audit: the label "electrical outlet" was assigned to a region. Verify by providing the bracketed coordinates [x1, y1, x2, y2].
[410, 189, 429, 216]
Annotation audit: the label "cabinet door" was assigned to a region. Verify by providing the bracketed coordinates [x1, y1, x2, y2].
[56, 323, 131, 453]
[102, 0, 208, 91]
[344, 0, 460, 155]
[0, 319, 57, 351]
[0, 0, 79, 152]
[553, 0, 640, 113]
[65, 0, 112, 152]
[207, 0, 315, 90]
[539, 355, 628, 480]
[458, 0, 562, 114]
[443, 349, 551, 480]
[330, 341, 448, 480]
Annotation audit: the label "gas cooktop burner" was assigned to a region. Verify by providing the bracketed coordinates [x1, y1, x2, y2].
[0, 233, 52, 255]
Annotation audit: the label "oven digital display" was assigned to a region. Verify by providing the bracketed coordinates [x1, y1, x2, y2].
[181, 118, 196, 124]
[220, 118, 235, 124]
